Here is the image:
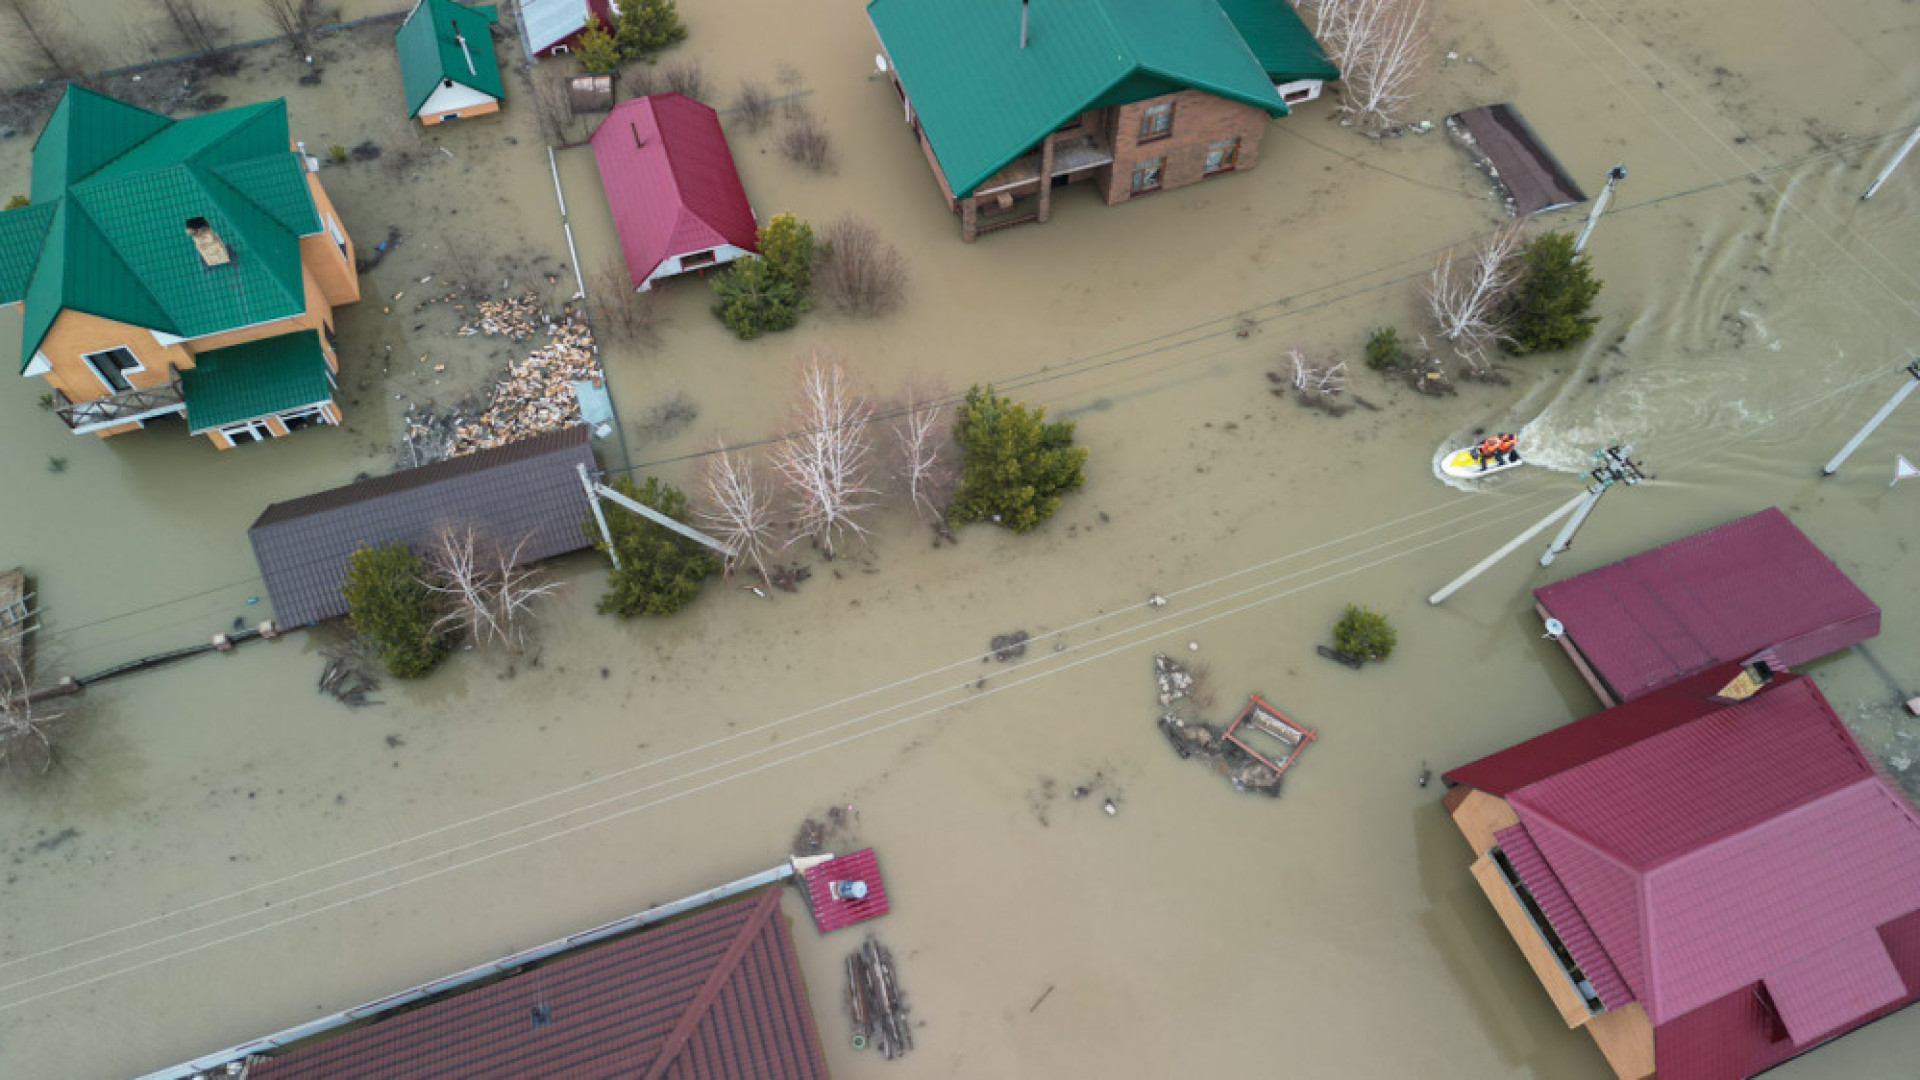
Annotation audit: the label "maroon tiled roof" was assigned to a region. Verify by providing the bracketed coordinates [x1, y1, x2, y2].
[1445, 662, 1748, 796]
[1498, 675, 1920, 1026]
[249, 890, 830, 1080]
[1494, 823, 1632, 1010]
[247, 427, 596, 627]
[1534, 508, 1879, 701]
[590, 94, 758, 288]
[802, 847, 890, 934]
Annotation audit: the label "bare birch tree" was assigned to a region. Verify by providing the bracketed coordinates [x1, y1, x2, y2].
[772, 352, 879, 558]
[694, 438, 780, 582]
[0, 652, 78, 778]
[1426, 220, 1527, 371]
[155, 0, 227, 56]
[423, 526, 564, 653]
[889, 381, 955, 521]
[1317, 0, 1429, 132]
[1, 0, 90, 82]
[258, 0, 325, 58]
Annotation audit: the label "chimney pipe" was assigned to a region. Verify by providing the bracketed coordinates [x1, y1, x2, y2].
[457, 31, 476, 76]
[1020, 0, 1029, 49]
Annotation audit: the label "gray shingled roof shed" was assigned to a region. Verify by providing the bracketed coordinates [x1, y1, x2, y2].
[249, 427, 597, 627]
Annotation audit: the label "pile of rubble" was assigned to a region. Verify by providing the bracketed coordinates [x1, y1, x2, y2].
[406, 295, 602, 462]
[1154, 652, 1196, 707]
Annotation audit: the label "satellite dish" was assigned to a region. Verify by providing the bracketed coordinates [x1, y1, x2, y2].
[1543, 618, 1566, 639]
[875, 53, 890, 72]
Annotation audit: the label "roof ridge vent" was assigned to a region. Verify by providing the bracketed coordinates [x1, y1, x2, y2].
[185, 216, 231, 267]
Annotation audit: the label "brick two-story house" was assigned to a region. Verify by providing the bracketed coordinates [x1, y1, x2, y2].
[0, 86, 360, 449]
[867, 0, 1336, 241]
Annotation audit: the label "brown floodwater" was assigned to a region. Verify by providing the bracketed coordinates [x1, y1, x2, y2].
[1, 0, 1918, 1077]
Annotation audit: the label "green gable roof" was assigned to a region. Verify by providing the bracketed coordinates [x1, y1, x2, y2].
[1, 86, 321, 372]
[181, 329, 331, 431]
[1215, 0, 1339, 83]
[868, 0, 1293, 197]
[396, 0, 503, 118]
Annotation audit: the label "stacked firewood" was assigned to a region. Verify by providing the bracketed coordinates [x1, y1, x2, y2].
[406, 296, 603, 460]
[847, 937, 912, 1060]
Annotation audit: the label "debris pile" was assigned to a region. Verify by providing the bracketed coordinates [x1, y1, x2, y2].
[1154, 652, 1195, 706]
[846, 937, 912, 1060]
[405, 295, 602, 462]
[988, 630, 1029, 661]
[1156, 714, 1283, 796]
[318, 646, 381, 709]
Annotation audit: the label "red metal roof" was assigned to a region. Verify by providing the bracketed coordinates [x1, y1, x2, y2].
[249, 890, 830, 1079]
[1495, 823, 1632, 1010]
[1498, 675, 1920, 1026]
[802, 848, 890, 934]
[1534, 508, 1879, 701]
[589, 94, 758, 288]
[1764, 929, 1908, 1046]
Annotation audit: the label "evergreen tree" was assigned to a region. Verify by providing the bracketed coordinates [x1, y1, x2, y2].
[948, 385, 1088, 533]
[709, 213, 815, 339]
[574, 16, 621, 73]
[614, 0, 686, 60]
[1332, 604, 1397, 661]
[589, 476, 719, 618]
[1504, 231, 1602, 355]
[343, 542, 448, 678]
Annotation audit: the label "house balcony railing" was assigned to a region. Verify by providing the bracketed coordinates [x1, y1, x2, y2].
[54, 368, 187, 433]
[974, 133, 1115, 198]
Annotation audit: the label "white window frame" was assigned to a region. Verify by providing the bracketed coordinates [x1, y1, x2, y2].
[278, 404, 333, 427]
[327, 214, 348, 259]
[222, 419, 274, 444]
[83, 346, 147, 393]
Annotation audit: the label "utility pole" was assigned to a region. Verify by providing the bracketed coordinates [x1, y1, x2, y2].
[1573, 165, 1628, 255]
[1428, 445, 1648, 605]
[1861, 123, 1920, 201]
[1821, 359, 1920, 477]
[1540, 446, 1647, 567]
[578, 463, 735, 571]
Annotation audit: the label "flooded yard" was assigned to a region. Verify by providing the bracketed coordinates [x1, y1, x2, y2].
[0, 0, 1918, 1076]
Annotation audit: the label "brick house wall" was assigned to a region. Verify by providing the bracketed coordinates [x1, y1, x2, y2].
[1100, 89, 1268, 205]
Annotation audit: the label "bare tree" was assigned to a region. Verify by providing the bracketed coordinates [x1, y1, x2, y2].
[1, 0, 91, 83]
[779, 107, 833, 172]
[423, 526, 564, 653]
[1426, 220, 1527, 371]
[816, 215, 908, 317]
[258, 0, 326, 58]
[532, 67, 574, 143]
[155, 0, 227, 56]
[694, 438, 780, 582]
[589, 258, 660, 344]
[772, 352, 880, 558]
[662, 59, 706, 102]
[0, 652, 79, 779]
[1317, 0, 1428, 131]
[1285, 348, 1351, 414]
[730, 79, 773, 132]
[889, 380, 955, 521]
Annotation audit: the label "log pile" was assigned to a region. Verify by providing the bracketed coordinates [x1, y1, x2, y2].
[846, 937, 912, 1060]
[406, 295, 603, 462]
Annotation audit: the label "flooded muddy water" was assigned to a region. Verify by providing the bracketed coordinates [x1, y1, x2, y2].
[1, 0, 1918, 1077]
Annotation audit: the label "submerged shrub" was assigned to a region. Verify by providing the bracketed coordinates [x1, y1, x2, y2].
[343, 542, 448, 678]
[1332, 604, 1396, 661]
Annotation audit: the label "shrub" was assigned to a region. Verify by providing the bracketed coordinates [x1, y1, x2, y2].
[590, 476, 720, 617]
[661, 58, 706, 102]
[815, 215, 907, 317]
[575, 16, 622, 73]
[343, 542, 448, 678]
[1332, 604, 1396, 661]
[949, 385, 1088, 533]
[615, 0, 687, 59]
[760, 212, 816, 289]
[327, 143, 347, 164]
[4, 194, 28, 210]
[710, 213, 814, 338]
[731, 79, 773, 131]
[1365, 325, 1405, 370]
[1504, 231, 1602, 355]
[779, 109, 832, 171]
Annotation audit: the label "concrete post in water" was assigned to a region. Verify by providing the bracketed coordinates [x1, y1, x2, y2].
[580, 463, 621, 570]
[1427, 493, 1590, 606]
[1861, 123, 1920, 201]
[1573, 165, 1627, 255]
[1539, 487, 1606, 567]
[1822, 359, 1920, 476]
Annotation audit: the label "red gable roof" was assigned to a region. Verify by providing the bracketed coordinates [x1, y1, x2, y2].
[1535, 508, 1879, 701]
[1493, 675, 1920, 1028]
[249, 890, 829, 1079]
[590, 94, 758, 288]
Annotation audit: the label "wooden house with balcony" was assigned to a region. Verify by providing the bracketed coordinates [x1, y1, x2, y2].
[866, 0, 1336, 241]
[0, 86, 360, 449]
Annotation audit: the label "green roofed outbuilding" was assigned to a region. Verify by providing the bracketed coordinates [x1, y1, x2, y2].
[396, 0, 505, 125]
[866, 0, 1336, 241]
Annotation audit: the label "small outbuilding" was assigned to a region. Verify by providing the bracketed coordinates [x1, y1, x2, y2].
[248, 427, 596, 627]
[396, 0, 505, 126]
[1535, 507, 1879, 706]
[590, 93, 760, 291]
[518, 0, 614, 57]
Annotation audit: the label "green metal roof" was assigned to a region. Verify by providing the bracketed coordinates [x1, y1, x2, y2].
[181, 328, 331, 431]
[1215, 0, 1339, 82]
[1, 86, 321, 372]
[396, 0, 504, 118]
[868, 0, 1292, 197]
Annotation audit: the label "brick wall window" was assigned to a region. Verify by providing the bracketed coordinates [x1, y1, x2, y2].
[1138, 102, 1173, 141]
[1204, 138, 1241, 174]
[1130, 157, 1165, 194]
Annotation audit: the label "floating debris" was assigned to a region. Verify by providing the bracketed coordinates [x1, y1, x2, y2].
[1154, 652, 1195, 706]
[988, 630, 1029, 661]
[846, 936, 912, 1060]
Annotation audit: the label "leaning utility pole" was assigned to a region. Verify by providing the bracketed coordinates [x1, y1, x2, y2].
[1861, 123, 1920, 201]
[1428, 445, 1648, 605]
[578, 464, 734, 571]
[1573, 165, 1628, 255]
[1821, 358, 1920, 477]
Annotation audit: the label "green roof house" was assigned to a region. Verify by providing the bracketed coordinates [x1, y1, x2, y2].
[866, 0, 1336, 241]
[397, 0, 504, 125]
[0, 85, 362, 449]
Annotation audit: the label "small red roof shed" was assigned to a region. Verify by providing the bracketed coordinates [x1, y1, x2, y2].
[248, 890, 829, 1079]
[590, 93, 759, 291]
[1449, 670, 1920, 1079]
[1536, 508, 1879, 704]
